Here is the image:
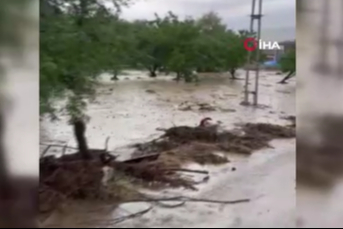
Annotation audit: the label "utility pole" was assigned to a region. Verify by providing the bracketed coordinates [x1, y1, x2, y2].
[253, 0, 263, 105]
[242, 0, 263, 106]
[242, 0, 256, 105]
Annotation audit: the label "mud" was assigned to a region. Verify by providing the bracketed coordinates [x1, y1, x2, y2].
[39, 152, 110, 214]
[40, 120, 294, 216]
[40, 70, 296, 227]
[133, 122, 295, 156]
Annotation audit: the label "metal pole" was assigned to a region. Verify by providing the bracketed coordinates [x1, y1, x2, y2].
[253, 0, 263, 105]
[243, 0, 256, 104]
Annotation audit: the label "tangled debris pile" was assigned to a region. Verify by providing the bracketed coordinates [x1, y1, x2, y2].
[281, 115, 296, 127]
[39, 121, 295, 216]
[39, 150, 115, 213]
[133, 122, 295, 156]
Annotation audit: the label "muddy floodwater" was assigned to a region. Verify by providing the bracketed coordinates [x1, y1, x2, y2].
[41, 70, 295, 228]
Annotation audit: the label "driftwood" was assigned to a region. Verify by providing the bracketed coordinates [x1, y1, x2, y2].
[125, 196, 251, 205]
[40, 137, 111, 158]
[39, 121, 295, 216]
[162, 169, 209, 175]
[123, 153, 160, 164]
[46, 206, 154, 227]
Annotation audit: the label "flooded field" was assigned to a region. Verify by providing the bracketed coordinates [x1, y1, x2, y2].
[41, 70, 296, 228]
[41, 70, 295, 155]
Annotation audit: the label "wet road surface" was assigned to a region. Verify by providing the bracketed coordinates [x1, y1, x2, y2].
[41, 70, 295, 228]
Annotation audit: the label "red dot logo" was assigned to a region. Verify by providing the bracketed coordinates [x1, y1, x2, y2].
[244, 37, 258, 51]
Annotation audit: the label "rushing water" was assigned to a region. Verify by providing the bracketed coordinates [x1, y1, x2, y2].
[41, 70, 294, 157]
[41, 70, 296, 228]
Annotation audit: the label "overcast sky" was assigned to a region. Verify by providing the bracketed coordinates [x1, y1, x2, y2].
[120, 0, 295, 41]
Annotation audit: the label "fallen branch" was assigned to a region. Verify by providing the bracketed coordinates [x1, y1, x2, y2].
[40, 145, 52, 158]
[186, 197, 250, 204]
[69, 206, 153, 227]
[125, 196, 251, 205]
[111, 206, 153, 225]
[123, 153, 160, 164]
[194, 175, 210, 184]
[61, 144, 68, 157]
[40, 143, 78, 150]
[104, 137, 110, 151]
[156, 201, 186, 208]
[163, 169, 209, 175]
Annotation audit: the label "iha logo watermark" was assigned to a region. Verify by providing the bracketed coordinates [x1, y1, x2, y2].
[243, 37, 282, 51]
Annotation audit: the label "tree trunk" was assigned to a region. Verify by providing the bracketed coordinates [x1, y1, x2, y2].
[162, 67, 170, 75]
[111, 70, 118, 81]
[149, 70, 157, 77]
[279, 71, 295, 84]
[149, 65, 158, 77]
[230, 68, 237, 79]
[76, 0, 89, 27]
[184, 71, 193, 83]
[174, 72, 181, 82]
[73, 119, 91, 159]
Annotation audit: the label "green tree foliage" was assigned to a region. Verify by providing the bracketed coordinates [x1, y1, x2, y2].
[280, 48, 295, 72]
[40, 1, 263, 157]
[40, 0, 131, 116]
[40, 2, 254, 119]
[279, 48, 295, 83]
[40, 0, 133, 157]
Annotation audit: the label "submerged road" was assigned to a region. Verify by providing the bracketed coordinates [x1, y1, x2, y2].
[41, 71, 296, 227]
[117, 139, 295, 228]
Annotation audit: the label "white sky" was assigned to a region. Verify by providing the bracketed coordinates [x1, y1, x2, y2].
[119, 0, 295, 41]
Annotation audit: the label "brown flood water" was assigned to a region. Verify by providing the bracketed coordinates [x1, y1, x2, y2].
[41, 70, 294, 156]
[41, 70, 296, 228]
